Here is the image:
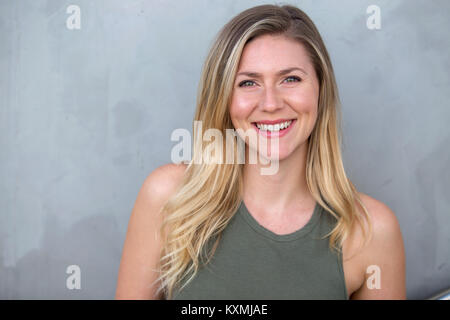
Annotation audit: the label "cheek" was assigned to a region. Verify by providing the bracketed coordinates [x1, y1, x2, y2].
[290, 89, 319, 113]
[229, 94, 255, 123]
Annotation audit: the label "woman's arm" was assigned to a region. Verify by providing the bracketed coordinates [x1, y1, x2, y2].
[115, 163, 187, 299]
[350, 195, 406, 299]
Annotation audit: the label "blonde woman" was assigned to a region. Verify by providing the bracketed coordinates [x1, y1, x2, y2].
[115, 4, 406, 300]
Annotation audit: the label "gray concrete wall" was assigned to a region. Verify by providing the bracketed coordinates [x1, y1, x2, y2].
[0, 0, 449, 299]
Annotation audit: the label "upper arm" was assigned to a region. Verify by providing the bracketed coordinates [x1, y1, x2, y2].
[350, 194, 406, 300]
[115, 163, 187, 300]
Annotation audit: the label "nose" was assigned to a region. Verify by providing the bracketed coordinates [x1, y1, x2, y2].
[259, 85, 283, 112]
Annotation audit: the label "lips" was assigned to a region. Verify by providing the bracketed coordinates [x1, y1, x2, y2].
[254, 120, 293, 132]
[253, 118, 294, 125]
[251, 119, 297, 138]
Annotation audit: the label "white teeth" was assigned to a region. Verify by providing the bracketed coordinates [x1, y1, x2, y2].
[255, 120, 292, 132]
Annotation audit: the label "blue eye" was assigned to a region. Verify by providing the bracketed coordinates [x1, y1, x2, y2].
[238, 80, 255, 87]
[238, 76, 301, 87]
[284, 76, 301, 83]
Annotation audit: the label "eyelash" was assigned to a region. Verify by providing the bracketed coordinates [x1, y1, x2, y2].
[238, 76, 301, 87]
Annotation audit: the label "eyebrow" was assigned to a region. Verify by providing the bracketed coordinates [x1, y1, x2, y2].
[236, 67, 308, 78]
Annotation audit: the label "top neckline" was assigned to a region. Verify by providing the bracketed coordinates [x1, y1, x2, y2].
[238, 200, 322, 242]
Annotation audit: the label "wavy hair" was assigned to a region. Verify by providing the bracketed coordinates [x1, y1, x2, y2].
[154, 4, 373, 299]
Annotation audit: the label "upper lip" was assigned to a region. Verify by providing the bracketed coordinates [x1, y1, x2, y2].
[252, 118, 295, 125]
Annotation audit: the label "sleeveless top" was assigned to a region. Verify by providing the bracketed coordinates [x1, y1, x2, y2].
[172, 200, 349, 300]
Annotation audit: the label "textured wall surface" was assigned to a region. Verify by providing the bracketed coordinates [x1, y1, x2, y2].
[0, 0, 449, 299]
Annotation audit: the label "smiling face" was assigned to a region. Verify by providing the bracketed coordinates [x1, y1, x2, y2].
[229, 33, 320, 162]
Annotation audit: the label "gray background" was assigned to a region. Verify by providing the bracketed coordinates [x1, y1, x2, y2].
[0, 0, 449, 299]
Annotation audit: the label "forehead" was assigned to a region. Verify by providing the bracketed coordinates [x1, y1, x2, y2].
[237, 34, 312, 72]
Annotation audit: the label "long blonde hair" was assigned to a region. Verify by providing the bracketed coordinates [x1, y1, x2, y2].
[154, 4, 373, 299]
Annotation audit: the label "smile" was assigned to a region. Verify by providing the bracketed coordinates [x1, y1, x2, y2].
[251, 119, 297, 138]
[254, 120, 293, 132]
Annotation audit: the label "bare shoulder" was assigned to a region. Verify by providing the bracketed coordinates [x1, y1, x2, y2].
[115, 162, 187, 300]
[143, 163, 188, 204]
[345, 192, 403, 260]
[356, 192, 402, 239]
[348, 192, 406, 299]
[346, 192, 402, 247]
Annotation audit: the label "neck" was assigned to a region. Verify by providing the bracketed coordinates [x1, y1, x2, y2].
[242, 139, 313, 215]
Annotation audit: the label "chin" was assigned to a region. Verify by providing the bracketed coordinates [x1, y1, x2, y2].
[255, 146, 292, 163]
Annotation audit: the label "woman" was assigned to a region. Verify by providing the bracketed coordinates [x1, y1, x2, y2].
[115, 4, 406, 300]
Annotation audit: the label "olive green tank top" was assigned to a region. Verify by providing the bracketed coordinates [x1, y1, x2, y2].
[172, 200, 349, 300]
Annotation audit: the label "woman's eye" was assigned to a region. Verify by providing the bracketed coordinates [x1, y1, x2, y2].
[284, 76, 301, 83]
[238, 80, 255, 87]
[238, 76, 301, 87]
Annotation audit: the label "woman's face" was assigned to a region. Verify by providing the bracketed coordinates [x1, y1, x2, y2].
[229, 34, 320, 162]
